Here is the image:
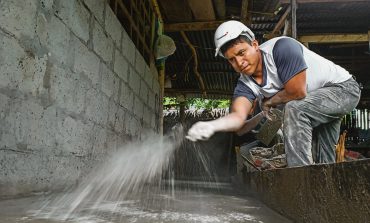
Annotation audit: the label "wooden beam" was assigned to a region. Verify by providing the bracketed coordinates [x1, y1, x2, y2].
[264, 6, 291, 39]
[280, 0, 369, 3]
[164, 21, 225, 32]
[241, 0, 252, 26]
[158, 0, 193, 22]
[298, 34, 368, 43]
[165, 88, 232, 96]
[213, 0, 226, 19]
[187, 0, 216, 21]
[180, 31, 207, 97]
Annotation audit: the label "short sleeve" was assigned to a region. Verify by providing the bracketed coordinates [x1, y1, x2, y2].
[233, 79, 256, 103]
[273, 38, 308, 84]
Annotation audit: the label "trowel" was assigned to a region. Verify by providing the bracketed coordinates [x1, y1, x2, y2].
[255, 109, 283, 146]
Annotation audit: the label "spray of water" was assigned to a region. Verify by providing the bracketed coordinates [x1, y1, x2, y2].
[35, 126, 184, 221]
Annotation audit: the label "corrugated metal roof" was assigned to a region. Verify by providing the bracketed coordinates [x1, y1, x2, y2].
[161, 1, 370, 100]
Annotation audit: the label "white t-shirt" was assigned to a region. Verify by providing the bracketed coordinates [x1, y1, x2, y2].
[234, 37, 352, 102]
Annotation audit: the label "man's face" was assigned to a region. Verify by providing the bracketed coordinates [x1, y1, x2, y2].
[223, 39, 260, 76]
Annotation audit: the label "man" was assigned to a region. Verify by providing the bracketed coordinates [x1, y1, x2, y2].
[186, 20, 361, 167]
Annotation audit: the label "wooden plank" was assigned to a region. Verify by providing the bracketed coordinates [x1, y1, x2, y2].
[298, 34, 368, 43]
[187, 0, 216, 21]
[165, 21, 225, 32]
[264, 6, 291, 39]
[157, 0, 192, 22]
[280, 0, 369, 3]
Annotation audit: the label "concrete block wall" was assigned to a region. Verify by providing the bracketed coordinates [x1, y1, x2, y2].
[0, 0, 160, 197]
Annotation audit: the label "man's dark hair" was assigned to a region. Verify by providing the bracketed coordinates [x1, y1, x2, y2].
[220, 35, 252, 56]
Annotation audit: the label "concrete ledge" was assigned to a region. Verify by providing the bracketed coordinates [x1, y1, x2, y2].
[242, 159, 370, 223]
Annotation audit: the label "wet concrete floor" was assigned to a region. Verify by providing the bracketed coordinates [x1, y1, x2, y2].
[0, 183, 291, 223]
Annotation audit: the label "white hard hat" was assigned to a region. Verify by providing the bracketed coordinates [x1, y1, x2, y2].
[214, 20, 255, 57]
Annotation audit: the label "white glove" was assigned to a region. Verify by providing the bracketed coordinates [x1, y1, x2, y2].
[186, 121, 216, 142]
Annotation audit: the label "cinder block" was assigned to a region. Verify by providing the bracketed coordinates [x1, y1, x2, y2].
[106, 131, 119, 153]
[151, 113, 158, 130]
[121, 29, 128, 52]
[91, 126, 107, 156]
[0, 0, 37, 39]
[148, 91, 156, 110]
[105, 7, 122, 48]
[0, 93, 10, 120]
[72, 36, 100, 89]
[0, 33, 47, 95]
[18, 55, 48, 97]
[107, 99, 118, 130]
[83, 0, 105, 25]
[122, 34, 136, 66]
[133, 96, 144, 120]
[0, 33, 33, 89]
[127, 115, 140, 137]
[36, 15, 71, 66]
[43, 154, 86, 187]
[144, 66, 153, 88]
[0, 33, 22, 89]
[39, 0, 54, 12]
[6, 99, 56, 148]
[49, 65, 85, 114]
[100, 62, 119, 102]
[135, 52, 146, 76]
[85, 88, 109, 126]
[53, 0, 89, 43]
[22, 105, 57, 148]
[56, 115, 93, 156]
[140, 79, 148, 103]
[114, 49, 128, 82]
[74, 74, 90, 113]
[92, 20, 113, 64]
[143, 106, 152, 126]
[119, 82, 134, 112]
[129, 67, 141, 95]
[115, 106, 126, 134]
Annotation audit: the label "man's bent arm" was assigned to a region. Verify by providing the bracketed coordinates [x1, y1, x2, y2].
[264, 70, 307, 108]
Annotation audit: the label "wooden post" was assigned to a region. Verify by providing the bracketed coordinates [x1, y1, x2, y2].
[291, 0, 297, 39]
[158, 63, 165, 135]
[368, 30, 370, 53]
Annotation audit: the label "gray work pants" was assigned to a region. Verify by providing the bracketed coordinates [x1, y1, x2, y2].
[283, 77, 361, 167]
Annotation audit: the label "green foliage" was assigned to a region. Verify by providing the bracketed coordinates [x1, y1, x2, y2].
[163, 97, 230, 109]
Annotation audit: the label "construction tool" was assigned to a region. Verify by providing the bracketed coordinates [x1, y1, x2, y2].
[255, 109, 283, 146]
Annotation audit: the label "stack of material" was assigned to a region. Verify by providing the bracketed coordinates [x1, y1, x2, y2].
[241, 143, 287, 171]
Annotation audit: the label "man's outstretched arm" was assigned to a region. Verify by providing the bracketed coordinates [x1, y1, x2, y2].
[186, 96, 252, 141]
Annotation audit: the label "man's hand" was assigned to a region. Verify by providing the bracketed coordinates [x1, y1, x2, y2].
[261, 98, 277, 120]
[261, 98, 272, 113]
[186, 121, 216, 142]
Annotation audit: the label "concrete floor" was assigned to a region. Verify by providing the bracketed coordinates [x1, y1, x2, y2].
[0, 184, 291, 223]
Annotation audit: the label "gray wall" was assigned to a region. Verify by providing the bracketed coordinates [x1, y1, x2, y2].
[0, 0, 161, 197]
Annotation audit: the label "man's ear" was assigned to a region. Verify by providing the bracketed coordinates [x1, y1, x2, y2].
[252, 40, 259, 49]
